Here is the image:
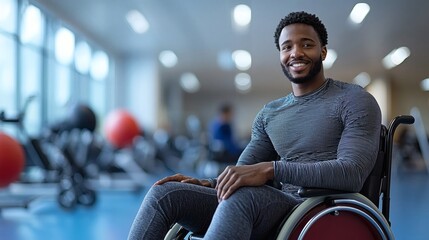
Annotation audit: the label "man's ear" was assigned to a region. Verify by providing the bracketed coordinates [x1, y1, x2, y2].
[321, 46, 328, 60]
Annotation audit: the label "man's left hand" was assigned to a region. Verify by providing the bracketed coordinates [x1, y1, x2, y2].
[215, 162, 274, 202]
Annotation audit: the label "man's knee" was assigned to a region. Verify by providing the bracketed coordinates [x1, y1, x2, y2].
[219, 186, 258, 211]
[144, 182, 180, 204]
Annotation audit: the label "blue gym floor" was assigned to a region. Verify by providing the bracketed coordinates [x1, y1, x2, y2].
[0, 169, 428, 240]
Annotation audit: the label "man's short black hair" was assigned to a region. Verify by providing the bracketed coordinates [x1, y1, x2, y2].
[274, 11, 328, 50]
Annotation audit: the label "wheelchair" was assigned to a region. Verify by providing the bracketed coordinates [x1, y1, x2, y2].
[164, 115, 415, 240]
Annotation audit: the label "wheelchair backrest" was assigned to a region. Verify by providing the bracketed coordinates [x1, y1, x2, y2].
[359, 125, 388, 207]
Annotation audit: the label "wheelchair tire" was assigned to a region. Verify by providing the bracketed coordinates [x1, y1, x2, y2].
[164, 223, 190, 240]
[277, 194, 394, 240]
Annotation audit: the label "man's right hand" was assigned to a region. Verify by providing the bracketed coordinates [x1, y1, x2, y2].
[154, 173, 212, 187]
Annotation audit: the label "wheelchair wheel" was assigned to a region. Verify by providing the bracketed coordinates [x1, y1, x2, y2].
[277, 194, 394, 240]
[164, 223, 194, 240]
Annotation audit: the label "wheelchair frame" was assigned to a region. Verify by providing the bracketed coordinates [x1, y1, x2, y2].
[164, 115, 414, 240]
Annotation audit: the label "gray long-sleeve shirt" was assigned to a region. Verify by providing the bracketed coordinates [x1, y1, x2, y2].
[237, 79, 382, 196]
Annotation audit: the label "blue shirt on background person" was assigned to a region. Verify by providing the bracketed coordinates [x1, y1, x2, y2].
[209, 103, 243, 162]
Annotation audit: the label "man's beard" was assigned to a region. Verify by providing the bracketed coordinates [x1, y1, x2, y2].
[281, 56, 323, 84]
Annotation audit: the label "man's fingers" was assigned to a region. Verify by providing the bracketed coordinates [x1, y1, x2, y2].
[221, 182, 239, 200]
[154, 174, 186, 185]
[181, 178, 200, 185]
[154, 174, 206, 187]
[215, 167, 228, 190]
[219, 175, 240, 200]
[216, 167, 240, 201]
[216, 167, 230, 200]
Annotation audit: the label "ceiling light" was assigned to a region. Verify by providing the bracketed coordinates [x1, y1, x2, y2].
[323, 49, 337, 69]
[180, 73, 200, 93]
[353, 72, 371, 88]
[235, 73, 252, 93]
[232, 50, 251, 71]
[233, 4, 251, 27]
[126, 10, 149, 34]
[420, 78, 429, 91]
[382, 46, 410, 69]
[159, 50, 178, 68]
[349, 3, 370, 24]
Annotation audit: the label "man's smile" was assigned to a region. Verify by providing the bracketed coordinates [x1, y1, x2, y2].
[288, 60, 310, 72]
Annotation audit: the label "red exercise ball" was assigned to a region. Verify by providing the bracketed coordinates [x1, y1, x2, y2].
[0, 132, 25, 188]
[104, 110, 140, 148]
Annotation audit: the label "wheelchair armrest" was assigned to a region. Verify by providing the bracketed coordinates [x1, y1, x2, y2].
[298, 187, 352, 198]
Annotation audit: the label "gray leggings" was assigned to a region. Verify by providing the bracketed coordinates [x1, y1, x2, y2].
[127, 182, 302, 240]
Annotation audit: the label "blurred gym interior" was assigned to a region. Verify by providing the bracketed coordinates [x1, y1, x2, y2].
[1, 1, 429, 239]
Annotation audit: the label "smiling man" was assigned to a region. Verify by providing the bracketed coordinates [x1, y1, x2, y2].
[276, 12, 328, 95]
[128, 11, 382, 240]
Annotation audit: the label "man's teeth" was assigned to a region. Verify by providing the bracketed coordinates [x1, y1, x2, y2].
[292, 63, 306, 67]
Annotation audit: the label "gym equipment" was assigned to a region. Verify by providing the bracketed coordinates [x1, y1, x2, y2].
[68, 103, 97, 132]
[0, 95, 53, 170]
[53, 129, 98, 209]
[50, 103, 97, 133]
[132, 135, 159, 173]
[164, 115, 414, 240]
[152, 115, 210, 175]
[1, 98, 103, 210]
[104, 110, 140, 148]
[0, 96, 61, 211]
[0, 132, 25, 187]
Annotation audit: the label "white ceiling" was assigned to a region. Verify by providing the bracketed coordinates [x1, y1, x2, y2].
[32, 0, 429, 95]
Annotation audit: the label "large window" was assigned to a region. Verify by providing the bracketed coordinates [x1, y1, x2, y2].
[75, 41, 92, 74]
[0, 35, 16, 113]
[55, 27, 75, 65]
[89, 50, 109, 121]
[0, 0, 17, 33]
[46, 61, 71, 122]
[0, 0, 17, 136]
[20, 4, 44, 46]
[0, 1, 112, 137]
[0, 34, 17, 136]
[19, 3, 45, 136]
[19, 46, 43, 136]
[45, 26, 75, 123]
